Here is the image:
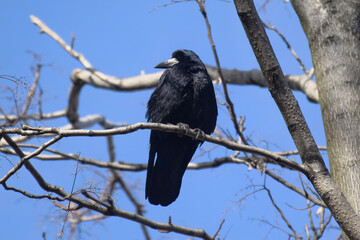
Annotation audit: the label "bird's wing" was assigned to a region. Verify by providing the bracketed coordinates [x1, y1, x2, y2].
[190, 69, 218, 134]
[146, 69, 191, 124]
[199, 74, 218, 134]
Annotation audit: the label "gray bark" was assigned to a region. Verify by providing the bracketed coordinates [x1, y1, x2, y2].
[290, 0, 360, 239]
[233, 0, 360, 238]
[71, 67, 319, 100]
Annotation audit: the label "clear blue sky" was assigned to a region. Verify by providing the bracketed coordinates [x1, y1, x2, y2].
[0, 0, 338, 239]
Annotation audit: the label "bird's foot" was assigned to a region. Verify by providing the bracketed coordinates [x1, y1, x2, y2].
[177, 123, 190, 137]
[193, 128, 206, 140]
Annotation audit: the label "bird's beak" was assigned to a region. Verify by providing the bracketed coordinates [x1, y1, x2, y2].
[154, 58, 179, 69]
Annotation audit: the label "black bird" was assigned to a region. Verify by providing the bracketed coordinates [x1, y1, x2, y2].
[145, 49, 218, 206]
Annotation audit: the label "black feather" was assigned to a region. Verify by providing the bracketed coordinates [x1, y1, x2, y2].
[145, 49, 218, 206]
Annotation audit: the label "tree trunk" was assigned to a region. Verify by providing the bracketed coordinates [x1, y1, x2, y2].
[290, 1, 360, 239]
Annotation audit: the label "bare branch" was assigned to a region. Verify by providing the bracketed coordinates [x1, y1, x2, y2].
[53, 201, 82, 211]
[21, 63, 42, 117]
[255, 217, 296, 238]
[0, 145, 148, 171]
[0, 134, 62, 184]
[196, 0, 248, 145]
[263, 22, 309, 74]
[0, 113, 126, 146]
[30, 14, 160, 91]
[71, 68, 163, 91]
[30, 15, 93, 70]
[71, 64, 319, 103]
[59, 158, 80, 239]
[265, 169, 326, 207]
[212, 219, 225, 239]
[2, 182, 64, 201]
[106, 135, 150, 240]
[307, 199, 318, 238]
[2, 123, 306, 173]
[206, 66, 319, 103]
[64, 113, 127, 129]
[28, 14, 319, 104]
[149, 0, 194, 13]
[0, 110, 66, 123]
[233, 1, 360, 238]
[264, 187, 301, 239]
[317, 211, 333, 239]
[3, 141, 214, 239]
[1, 143, 328, 208]
[275, 146, 327, 156]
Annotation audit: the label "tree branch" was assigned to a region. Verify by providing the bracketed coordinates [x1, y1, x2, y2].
[265, 169, 326, 207]
[29, 14, 319, 103]
[106, 135, 150, 240]
[0, 133, 62, 184]
[196, 0, 248, 145]
[2, 123, 305, 173]
[1, 141, 327, 208]
[21, 63, 42, 117]
[1, 137, 214, 240]
[206, 66, 318, 102]
[233, 0, 360, 238]
[0, 110, 66, 125]
[264, 187, 301, 239]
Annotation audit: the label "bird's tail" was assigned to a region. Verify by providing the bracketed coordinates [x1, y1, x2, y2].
[146, 135, 198, 206]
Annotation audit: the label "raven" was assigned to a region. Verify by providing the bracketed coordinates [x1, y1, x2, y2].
[146, 49, 218, 206]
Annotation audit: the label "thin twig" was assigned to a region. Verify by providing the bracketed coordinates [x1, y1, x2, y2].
[0, 134, 62, 184]
[254, 217, 294, 237]
[30, 15, 114, 86]
[212, 219, 225, 239]
[265, 169, 326, 207]
[275, 146, 327, 156]
[336, 233, 342, 240]
[148, 0, 194, 13]
[196, 0, 249, 145]
[2, 182, 64, 201]
[317, 212, 333, 239]
[21, 63, 42, 117]
[264, 187, 301, 239]
[0, 110, 66, 122]
[106, 135, 150, 240]
[263, 22, 309, 74]
[53, 201, 82, 211]
[59, 157, 80, 238]
[307, 199, 318, 239]
[30, 15, 93, 70]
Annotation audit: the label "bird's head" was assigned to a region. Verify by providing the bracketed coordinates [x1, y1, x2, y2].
[155, 49, 203, 69]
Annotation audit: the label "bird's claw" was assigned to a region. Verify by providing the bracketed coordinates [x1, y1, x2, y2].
[193, 128, 206, 140]
[177, 123, 190, 130]
[177, 123, 190, 136]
